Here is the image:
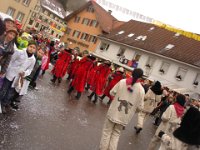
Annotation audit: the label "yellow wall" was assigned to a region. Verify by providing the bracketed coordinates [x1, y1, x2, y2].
[61, 8, 103, 52]
[0, 0, 37, 29]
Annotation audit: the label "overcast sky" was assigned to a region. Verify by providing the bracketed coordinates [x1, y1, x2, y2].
[104, 0, 200, 34]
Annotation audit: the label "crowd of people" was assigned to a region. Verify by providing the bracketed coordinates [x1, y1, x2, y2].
[0, 16, 200, 150]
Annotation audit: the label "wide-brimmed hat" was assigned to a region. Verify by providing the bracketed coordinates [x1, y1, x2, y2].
[6, 27, 18, 35]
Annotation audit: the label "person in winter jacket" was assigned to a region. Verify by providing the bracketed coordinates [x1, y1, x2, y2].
[100, 67, 125, 105]
[148, 94, 187, 150]
[0, 40, 36, 113]
[0, 27, 18, 77]
[67, 55, 96, 100]
[134, 81, 163, 134]
[51, 47, 72, 84]
[88, 60, 111, 104]
[99, 68, 145, 150]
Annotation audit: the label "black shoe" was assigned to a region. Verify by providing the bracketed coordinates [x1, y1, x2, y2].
[10, 103, 19, 110]
[92, 99, 97, 104]
[1, 106, 7, 114]
[50, 79, 55, 83]
[134, 127, 142, 134]
[87, 95, 92, 100]
[13, 99, 21, 103]
[107, 100, 111, 105]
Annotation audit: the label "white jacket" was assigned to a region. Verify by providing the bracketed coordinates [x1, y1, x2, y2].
[107, 79, 145, 126]
[11, 51, 36, 95]
[6, 48, 27, 81]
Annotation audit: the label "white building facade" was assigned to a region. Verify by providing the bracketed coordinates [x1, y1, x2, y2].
[94, 38, 200, 95]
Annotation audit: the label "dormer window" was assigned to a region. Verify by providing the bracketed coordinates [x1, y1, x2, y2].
[128, 33, 134, 37]
[116, 31, 124, 35]
[148, 27, 155, 31]
[135, 35, 147, 41]
[161, 44, 175, 52]
[174, 33, 180, 38]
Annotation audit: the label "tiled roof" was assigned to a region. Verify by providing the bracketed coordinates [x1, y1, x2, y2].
[41, 0, 66, 19]
[65, 1, 121, 33]
[100, 20, 200, 68]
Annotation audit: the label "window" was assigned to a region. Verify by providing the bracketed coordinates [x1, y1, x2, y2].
[87, 6, 94, 13]
[82, 18, 90, 25]
[176, 67, 187, 81]
[50, 14, 54, 19]
[159, 62, 170, 74]
[35, 22, 39, 28]
[22, 0, 31, 6]
[51, 30, 54, 35]
[133, 54, 141, 62]
[89, 35, 97, 43]
[117, 47, 125, 56]
[31, 12, 37, 17]
[28, 19, 34, 25]
[193, 73, 200, 86]
[145, 57, 156, 68]
[34, 5, 40, 11]
[74, 16, 80, 23]
[81, 33, 89, 41]
[90, 20, 98, 27]
[100, 42, 110, 51]
[130, 54, 141, 68]
[44, 10, 49, 16]
[7, 7, 15, 17]
[72, 30, 81, 38]
[16, 12, 25, 22]
[66, 28, 72, 35]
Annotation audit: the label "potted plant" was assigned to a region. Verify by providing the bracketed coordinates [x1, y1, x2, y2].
[159, 69, 165, 74]
[193, 81, 199, 87]
[176, 75, 182, 81]
[145, 64, 151, 68]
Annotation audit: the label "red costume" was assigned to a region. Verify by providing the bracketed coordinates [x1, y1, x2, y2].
[104, 71, 124, 100]
[67, 58, 80, 78]
[93, 64, 111, 96]
[71, 57, 94, 92]
[51, 50, 71, 78]
[87, 64, 99, 86]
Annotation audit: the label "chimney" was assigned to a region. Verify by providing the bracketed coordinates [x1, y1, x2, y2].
[108, 10, 112, 14]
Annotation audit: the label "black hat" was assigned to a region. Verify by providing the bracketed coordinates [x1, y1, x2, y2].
[173, 107, 200, 145]
[87, 54, 96, 61]
[176, 94, 186, 107]
[151, 81, 163, 95]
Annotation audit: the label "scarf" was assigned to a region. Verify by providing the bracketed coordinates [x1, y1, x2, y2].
[173, 102, 185, 118]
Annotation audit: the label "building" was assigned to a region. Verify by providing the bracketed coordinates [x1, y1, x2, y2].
[26, 0, 66, 39]
[61, 1, 124, 52]
[94, 20, 200, 94]
[0, 0, 38, 29]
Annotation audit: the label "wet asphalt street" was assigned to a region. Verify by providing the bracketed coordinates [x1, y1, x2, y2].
[0, 71, 157, 150]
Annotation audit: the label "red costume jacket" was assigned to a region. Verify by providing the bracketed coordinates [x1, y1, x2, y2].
[71, 57, 94, 92]
[51, 51, 72, 78]
[104, 71, 124, 100]
[93, 64, 111, 96]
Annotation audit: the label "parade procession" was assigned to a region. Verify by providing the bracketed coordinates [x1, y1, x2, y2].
[0, 0, 200, 150]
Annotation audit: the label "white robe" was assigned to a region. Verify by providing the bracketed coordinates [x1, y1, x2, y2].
[11, 51, 35, 95]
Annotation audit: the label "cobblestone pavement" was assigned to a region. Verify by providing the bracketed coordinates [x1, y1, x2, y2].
[0, 72, 157, 150]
